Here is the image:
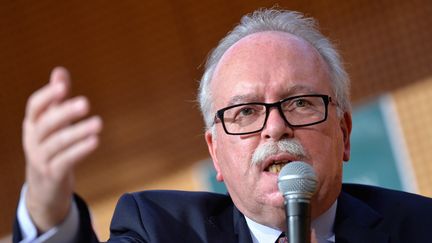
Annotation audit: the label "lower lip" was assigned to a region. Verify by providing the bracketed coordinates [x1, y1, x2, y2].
[262, 171, 279, 177]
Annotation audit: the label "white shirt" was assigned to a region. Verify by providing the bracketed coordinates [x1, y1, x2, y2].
[245, 201, 337, 243]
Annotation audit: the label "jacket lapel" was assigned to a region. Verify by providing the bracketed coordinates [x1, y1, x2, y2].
[334, 191, 389, 243]
[204, 198, 252, 243]
[233, 206, 253, 243]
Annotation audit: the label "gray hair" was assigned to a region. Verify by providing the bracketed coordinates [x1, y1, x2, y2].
[198, 8, 351, 131]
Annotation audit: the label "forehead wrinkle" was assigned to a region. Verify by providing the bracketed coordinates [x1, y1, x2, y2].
[226, 84, 323, 107]
[211, 32, 306, 86]
[226, 94, 260, 106]
[284, 85, 319, 96]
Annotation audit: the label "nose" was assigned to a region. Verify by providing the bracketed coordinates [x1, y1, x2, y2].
[261, 107, 293, 141]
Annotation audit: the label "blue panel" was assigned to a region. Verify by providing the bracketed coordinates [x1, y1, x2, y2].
[201, 161, 227, 193]
[343, 99, 402, 190]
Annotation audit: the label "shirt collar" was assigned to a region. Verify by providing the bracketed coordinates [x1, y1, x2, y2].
[245, 200, 337, 243]
[245, 216, 281, 243]
[311, 200, 337, 242]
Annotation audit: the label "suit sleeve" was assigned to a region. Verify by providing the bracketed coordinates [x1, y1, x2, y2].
[73, 194, 100, 243]
[12, 189, 99, 243]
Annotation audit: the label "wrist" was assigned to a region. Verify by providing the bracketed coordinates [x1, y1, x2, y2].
[26, 186, 72, 233]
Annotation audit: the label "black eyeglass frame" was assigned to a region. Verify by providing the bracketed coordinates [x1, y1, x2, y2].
[215, 94, 332, 135]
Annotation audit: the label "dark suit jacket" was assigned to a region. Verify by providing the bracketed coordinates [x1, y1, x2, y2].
[13, 184, 432, 243]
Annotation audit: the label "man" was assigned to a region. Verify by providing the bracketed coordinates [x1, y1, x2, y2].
[14, 8, 432, 243]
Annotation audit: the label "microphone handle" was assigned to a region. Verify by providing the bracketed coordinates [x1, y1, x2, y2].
[285, 197, 311, 243]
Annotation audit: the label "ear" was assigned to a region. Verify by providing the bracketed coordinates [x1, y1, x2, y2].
[340, 112, 352, 162]
[205, 130, 224, 182]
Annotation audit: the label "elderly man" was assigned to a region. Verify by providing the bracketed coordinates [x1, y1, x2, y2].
[13, 8, 432, 243]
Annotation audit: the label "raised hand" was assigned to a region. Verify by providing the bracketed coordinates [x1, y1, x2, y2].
[23, 67, 102, 232]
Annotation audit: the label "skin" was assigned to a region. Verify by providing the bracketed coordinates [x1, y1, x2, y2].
[205, 31, 352, 231]
[23, 67, 102, 232]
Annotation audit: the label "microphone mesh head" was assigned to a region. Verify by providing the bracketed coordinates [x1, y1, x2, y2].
[277, 161, 318, 197]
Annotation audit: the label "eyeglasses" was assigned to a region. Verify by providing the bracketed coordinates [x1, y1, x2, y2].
[215, 94, 332, 135]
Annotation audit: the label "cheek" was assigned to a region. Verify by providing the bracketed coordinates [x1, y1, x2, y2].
[299, 123, 344, 181]
[311, 117, 344, 156]
[215, 133, 258, 176]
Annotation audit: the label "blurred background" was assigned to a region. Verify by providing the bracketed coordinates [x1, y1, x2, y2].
[1, 0, 432, 241]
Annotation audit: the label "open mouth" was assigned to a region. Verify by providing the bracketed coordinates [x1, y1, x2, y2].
[264, 160, 291, 173]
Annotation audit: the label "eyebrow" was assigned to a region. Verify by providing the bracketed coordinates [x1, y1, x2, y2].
[226, 94, 259, 106]
[225, 85, 319, 106]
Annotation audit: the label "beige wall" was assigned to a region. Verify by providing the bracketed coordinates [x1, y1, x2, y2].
[393, 77, 432, 197]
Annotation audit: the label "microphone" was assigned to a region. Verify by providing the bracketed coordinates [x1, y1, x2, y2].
[277, 161, 318, 243]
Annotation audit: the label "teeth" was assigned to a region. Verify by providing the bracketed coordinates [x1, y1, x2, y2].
[268, 163, 286, 173]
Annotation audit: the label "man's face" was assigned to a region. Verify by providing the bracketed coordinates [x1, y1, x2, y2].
[205, 31, 351, 229]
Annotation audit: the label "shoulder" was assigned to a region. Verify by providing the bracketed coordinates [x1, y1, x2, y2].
[129, 190, 231, 205]
[110, 190, 236, 241]
[129, 190, 229, 201]
[342, 183, 432, 207]
[338, 184, 432, 241]
[341, 183, 432, 220]
[117, 190, 233, 217]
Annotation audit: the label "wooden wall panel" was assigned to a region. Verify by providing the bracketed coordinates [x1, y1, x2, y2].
[1, 0, 431, 237]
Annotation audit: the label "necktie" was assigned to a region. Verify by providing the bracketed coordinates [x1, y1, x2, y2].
[277, 232, 288, 243]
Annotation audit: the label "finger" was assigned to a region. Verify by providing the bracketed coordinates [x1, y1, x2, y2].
[42, 116, 102, 162]
[51, 135, 100, 178]
[25, 82, 67, 122]
[26, 67, 71, 122]
[311, 228, 318, 243]
[49, 67, 71, 95]
[36, 96, 90, 142]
